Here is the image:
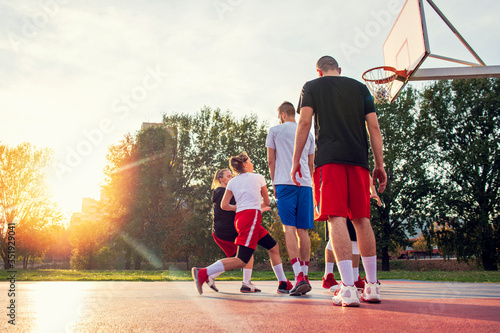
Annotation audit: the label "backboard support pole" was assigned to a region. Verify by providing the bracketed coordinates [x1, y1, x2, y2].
[410, 65, 500, 81]
[425, 0, 486, 66]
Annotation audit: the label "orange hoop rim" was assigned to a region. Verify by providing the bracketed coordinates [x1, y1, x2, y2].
[362, 66, 407, 84]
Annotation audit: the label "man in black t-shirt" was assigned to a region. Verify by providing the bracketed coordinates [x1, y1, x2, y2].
[291, 56, 387, 307]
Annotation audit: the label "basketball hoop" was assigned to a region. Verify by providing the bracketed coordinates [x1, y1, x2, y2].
[362, 66, 407, 104]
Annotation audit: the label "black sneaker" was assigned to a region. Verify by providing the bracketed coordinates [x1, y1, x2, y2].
[207, 275, 219, 292]
[240, 282, 261, 293]
[277, 280, 293, 294]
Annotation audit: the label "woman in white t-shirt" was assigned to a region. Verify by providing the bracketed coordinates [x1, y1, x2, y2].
[192, 153, 293, 295]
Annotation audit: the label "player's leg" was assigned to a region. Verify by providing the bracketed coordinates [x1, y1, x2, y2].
[240, 253, 261, 293]
[348, 165, 380, 303]
[208, 233, 238, 291]
[318, 164, 359, 306]
[296, 186, 313, 285]
[297, 228, 311, 278]
[276, 185, 306, 294]
[276, 185, 302, 279]
[192, 254, 247, 295]
[351, 218, 377, 279]
[257, 233, 293, 294]
[289, 227, 312, 296]
[322, 240, 339, 291]
[346, 218, 365, 290]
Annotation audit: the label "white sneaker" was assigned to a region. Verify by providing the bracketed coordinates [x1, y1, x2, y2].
[361, 281, 381, 303]
[207, 275, 219, 292]
[240, 282, 261, 293]
[332, 282, 360, 307]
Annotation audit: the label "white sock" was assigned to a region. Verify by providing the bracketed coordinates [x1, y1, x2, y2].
[209, 271, 223, 280]
[325, 262, 334, 277]
[352, 241, 359, 255]
[291, 258, 301, 277]
[243, 268, 252, 284]
[337, 260, 354, 286]
[301, 261, 309, 276]
[206, 260, 225, 276]
[361, 255, 377, 284]
[353, 267, 359, 279]
[272, 263, 287, 282]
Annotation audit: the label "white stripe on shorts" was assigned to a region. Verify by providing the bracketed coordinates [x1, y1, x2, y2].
[244, 210, 258, 247]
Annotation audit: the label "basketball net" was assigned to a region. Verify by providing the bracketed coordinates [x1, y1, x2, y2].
[362, 66, 401, 104]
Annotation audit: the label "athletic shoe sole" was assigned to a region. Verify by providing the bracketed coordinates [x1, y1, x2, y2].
[191, 267, 203, 295]
[290, 281, 312, 296]
[361, 295, 381, 303]
[241, 288, 262, 293]
[302, 283, 312, 295]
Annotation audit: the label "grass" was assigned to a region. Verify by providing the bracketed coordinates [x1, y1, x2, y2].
[1, 269, 499, 283]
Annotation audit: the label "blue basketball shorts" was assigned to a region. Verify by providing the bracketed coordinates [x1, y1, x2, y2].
[275, 185, 314, 229]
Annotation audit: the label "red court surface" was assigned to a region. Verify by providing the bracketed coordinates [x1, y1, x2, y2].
[2, 280, 499, 332]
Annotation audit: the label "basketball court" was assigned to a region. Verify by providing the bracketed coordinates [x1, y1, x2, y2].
[3, 279, 499, 332]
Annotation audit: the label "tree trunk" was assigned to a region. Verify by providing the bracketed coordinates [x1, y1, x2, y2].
[479, 219, 498, 271]
[134, 255, 142, 270]
[124, 247, 131, 270]
[87, 253, 94, 270]
[381, 246, 390, 271]
[481, 231, 498, 271]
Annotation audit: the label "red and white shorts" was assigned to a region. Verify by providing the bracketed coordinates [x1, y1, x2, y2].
[234, 209, 268, 250]
[313, 163, 370, 221]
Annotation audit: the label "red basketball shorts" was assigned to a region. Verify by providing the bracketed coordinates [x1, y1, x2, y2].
[234, 209, 268, 250]
[313, 163, 370, 221]
[212, 233, 237, 257]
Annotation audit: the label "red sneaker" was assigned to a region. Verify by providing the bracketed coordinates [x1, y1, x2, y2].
[303, 275, 311, 295]
[277, 279, 293, 294]
[322, 273, 338, 292]
[290, 272, 312, 296]
[354, 275, 365, 291]
[192, 267, 208, 295]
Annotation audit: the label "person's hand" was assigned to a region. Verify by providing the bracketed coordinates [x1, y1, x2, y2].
[372, 166, 387, 193]
[261, 206, 271, 212]
[290, 161, 302, 186]
[370, 192, 382, 207]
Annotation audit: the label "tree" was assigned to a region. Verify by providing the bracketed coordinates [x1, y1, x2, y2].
[16, 214, 56, 269]
[162, 107, 275, 266]
[102, 134, 139, 269]
[370, 88, 438, 271]
[102, 128, 174, 270]
[69, 217, 108, 270]
[0, 143, 63, 269]
[420, 78, 500, 270]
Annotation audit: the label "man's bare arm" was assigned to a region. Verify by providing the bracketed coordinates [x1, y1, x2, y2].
[366, 112, 387, 193]
[267, 147, 277, 197]
[291, 107, 313, 185]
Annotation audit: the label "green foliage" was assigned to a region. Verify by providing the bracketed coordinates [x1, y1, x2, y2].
[162, 107, 274, 266]
[370, 87, 438, 270]
[420, 78, 500, 270]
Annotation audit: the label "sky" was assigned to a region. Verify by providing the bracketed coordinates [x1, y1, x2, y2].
[1, 0, 499, 221]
